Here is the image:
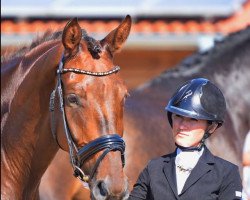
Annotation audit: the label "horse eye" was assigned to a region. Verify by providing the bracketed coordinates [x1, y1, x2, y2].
[66, 94, 80, 106]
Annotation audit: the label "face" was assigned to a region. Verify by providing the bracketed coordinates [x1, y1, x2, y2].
[56, 16, 132, 199]
[172, 114, 209, 148]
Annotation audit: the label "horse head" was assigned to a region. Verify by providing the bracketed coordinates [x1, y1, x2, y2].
[51, 16, 131, 199]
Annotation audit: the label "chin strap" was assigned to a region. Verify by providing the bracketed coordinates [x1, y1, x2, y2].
[175, 143, 203, 152]
[175, 132, 211, 152]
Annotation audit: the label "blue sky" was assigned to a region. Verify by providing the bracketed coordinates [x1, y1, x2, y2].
[1, 0, 246, 18]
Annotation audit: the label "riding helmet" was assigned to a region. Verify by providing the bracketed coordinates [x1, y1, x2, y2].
[165, 78, 226, 127]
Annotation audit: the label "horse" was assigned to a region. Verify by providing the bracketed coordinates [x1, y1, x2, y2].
[1, 15, 132, 200]
[39, 26, 250, 199]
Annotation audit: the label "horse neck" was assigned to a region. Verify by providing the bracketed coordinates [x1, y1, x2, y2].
[1, 40, 61, 127]
[211, 43, 250, 147]
[1, 41, 63, 198]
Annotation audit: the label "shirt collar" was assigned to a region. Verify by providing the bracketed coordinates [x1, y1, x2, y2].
[175, 147, 204, 170]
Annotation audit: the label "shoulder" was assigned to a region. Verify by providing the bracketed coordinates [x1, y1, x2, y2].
[213, 153, 238, 168]
[146, 152, 175, 169]
[212, 155, 243, 193]
[202, 147, 240, 178]
[204, 147, 239, 171]
[203, 148, 242, 190]
[206, 149, 240, 179]
[213, 155, 239, 173]
[137, 152, 175, 180]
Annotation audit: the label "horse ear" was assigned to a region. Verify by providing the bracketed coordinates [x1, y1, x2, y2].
[62, 18, 82, 54]
[101, 15, 132, 55]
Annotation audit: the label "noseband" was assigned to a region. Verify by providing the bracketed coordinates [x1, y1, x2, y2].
[49, 55, 125, 183]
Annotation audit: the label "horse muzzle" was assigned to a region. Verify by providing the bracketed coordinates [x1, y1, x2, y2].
[91, 177, 130, 200]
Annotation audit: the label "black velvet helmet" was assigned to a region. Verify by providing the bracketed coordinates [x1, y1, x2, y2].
[165, 78, 226, 127]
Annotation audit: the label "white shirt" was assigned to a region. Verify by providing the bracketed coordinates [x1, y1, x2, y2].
[175, 147, 204, 195]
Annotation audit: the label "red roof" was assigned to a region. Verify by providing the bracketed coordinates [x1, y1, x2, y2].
[1, 1, 250, 36]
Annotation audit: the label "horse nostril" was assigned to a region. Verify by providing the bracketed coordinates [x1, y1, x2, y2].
[97, 181, 108, 197]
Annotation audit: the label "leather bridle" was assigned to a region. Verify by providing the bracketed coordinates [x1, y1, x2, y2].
[49, 55, 125, 183]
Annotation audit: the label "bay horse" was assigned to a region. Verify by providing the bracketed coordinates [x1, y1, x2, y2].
[1, 15, 132, 200]
[39, 26, 250, 199]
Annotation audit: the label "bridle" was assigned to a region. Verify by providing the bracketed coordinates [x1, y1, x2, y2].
[49, 55, 125, 183]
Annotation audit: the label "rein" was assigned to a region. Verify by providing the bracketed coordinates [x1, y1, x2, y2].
[49, 55, 125, 183]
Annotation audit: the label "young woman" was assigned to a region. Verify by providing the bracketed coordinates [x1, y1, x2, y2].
[129, 78, 243, 200]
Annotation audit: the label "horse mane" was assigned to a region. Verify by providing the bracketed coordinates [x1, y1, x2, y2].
[1, 31, 61, 63]
[157, 25, 250, 80]
[1, 29, 100, 63]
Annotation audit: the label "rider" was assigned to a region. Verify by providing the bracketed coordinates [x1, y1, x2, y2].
[129, 78, 243, 200]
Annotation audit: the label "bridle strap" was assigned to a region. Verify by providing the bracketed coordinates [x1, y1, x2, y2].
[51, 60, 78, 166]
[57, 66, 120, 76]
[77, 134, 125, 165]
[74, 134, 125, 181]
[49, 55, 125, 183]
